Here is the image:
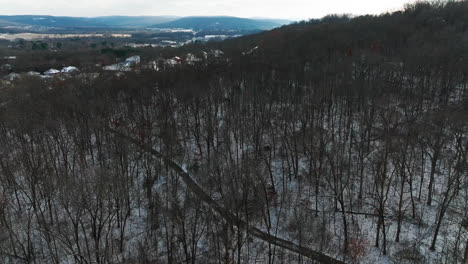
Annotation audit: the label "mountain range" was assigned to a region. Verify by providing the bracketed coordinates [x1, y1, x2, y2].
[150, 16, 288, 31]
[0, 15, 290, 31]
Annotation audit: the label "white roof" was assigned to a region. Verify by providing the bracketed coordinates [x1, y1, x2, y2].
[166, 59, 179, 66]
[44, 69, 60, 75]
[103, 56, 140, 71]
[103, 63, 133, 72]
[61, 66, 79, 73]
[125, 56, 141, 63]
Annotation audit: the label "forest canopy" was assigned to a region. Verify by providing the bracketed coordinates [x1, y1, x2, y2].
[0, 1, 467, 263]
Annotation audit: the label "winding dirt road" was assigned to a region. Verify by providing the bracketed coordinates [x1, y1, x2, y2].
[108, 127, 344, 264]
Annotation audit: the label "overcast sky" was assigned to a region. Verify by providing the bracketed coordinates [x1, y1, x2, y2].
[0, 0, 417, 20]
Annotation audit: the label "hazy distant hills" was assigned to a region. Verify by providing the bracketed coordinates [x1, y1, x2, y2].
[151, 16, 288, 30]
[0, 15, 179, 28]
[90, 16, 180, 27]
[0, 15, 290, 31]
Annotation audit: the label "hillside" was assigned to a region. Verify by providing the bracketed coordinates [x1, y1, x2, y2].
[87, 16, 179, 27]
[151, 16, 285, 31]
[204, 1, 468, 78]
[0, 2, 467, 264]
[0, 15, 106, 27]
[0, 15, 288, 31]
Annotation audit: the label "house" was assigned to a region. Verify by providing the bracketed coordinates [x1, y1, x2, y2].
[103, 56, 141, 72]
[61, 66, 79, 74]
[186, 53, 202, 65]
[125, 56, 141, 64]
[1, 56, 16, 70]
[3, 73, 20, 81]
[211, 50, 224, 58]
[0, 64, 12, 71]
[164, 56, 184, 68]
[44, 69, 60, 75]
[165, 59, 179, 67]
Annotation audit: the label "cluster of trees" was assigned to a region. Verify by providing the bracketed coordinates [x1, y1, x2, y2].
[31, 41, 50, 51]
[0, 1, 467, 263]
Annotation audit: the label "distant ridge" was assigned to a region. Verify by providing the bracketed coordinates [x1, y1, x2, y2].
[147, 16, 286, 30]
[0, 15, 290, 30]
[0, 15, 179, 28]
